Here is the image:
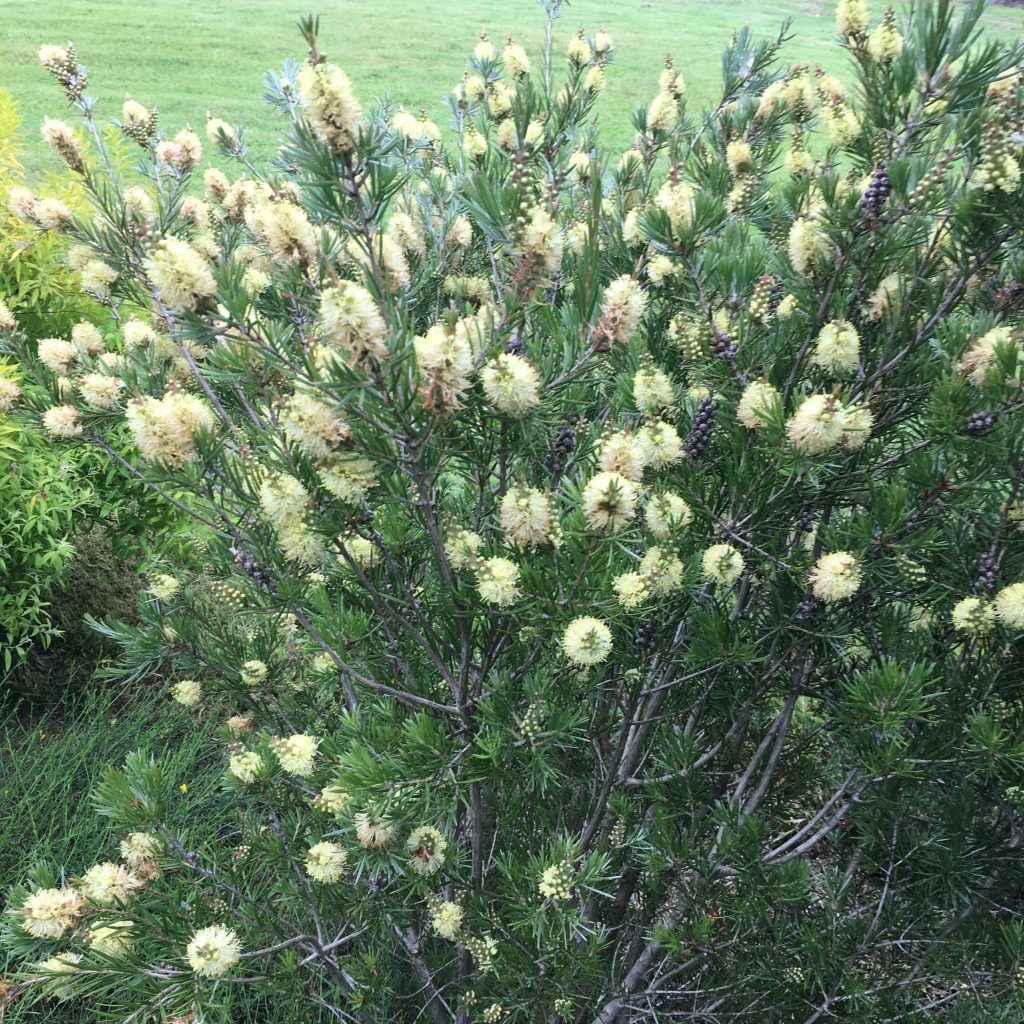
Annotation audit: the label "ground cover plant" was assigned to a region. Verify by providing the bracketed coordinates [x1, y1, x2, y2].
[3, 1, 1024, 1022]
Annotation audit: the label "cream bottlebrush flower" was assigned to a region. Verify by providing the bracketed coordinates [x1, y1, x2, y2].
[35, 952, 83, 999]
[503, 40, 530, 76]
[70, 321, 104, 354]
[584, 64, 606, 92]
[120, 832, 162, 870]
[598, 431, 646, 480]
[462, 126, 487, 159]
[813, 320, 861, 373]
[41, 118, 83, 169]
[407, 825, 448, 875]
[299, 61, 362, 149]
[598, 275, 647, 344]
[568, 150, 591, 180]
[272, 733, 319, 776]
[836, 0, 869, 35]
[0, 377, 22, 412]
[18, 887, 85, 939]
[282, 393, 349, 461]
[474, 32, 496, 60]
[476, 556, 521, 607]
[640, 546, 685, 597]
[186, 925, 242, 977]
[446, 215, 473, 248]
[446, 528, 484, 569]
[726, 138, 752, 176]
[38, 337, 77, 374]
[654, 180, 698, 230]
[636, 421, 683, 469]
[78, 862, 142, 906]
[821, 105, 861, 145]
[205, 116, 237, 147]
[614, 571, 650, 609]
[9, 184, 37, 220]
[958, 327, 1019, 386]
[387, 209, 426, 256]
[647, 91, 679, 133]
[89, 920, 134, 955]
[538, 861, 574, 900]
[315, 783, 352, 816]
[519, 205, 564, 274]
[785, 147, 813, 176]
[839, 403, 873, 449]
[354, 811, 397, 849]
[241, 659, 268, 686]
[633, 366, 675, 415]
[37, 43, 71, 67]
[488, 80, 514, 118]
[226, 713, 253, 735]
[566, 30, 592, 65]
[659, 63, 685, 96]
[228, 750, 264, 784]
[582, 471, 638, 530]
[340, 533, 378, 570]
[171, 679, 202, 707]
[415, 325, 473, 413]
[305, 841, 347, 883]
[647, 253, 680, 285]
[994, 583, 1024, 629]
[245, 199, 318, 263]
[702, 544, 745, 586]
[0, 297, 17, 331]
[43, 405, 82, 438]
[123, 316, 157, 349]
[242, 266, 270, 294]
[866, 274, 900, 321]
[148, 573, 180, 600]
[156, 127, 203, 172]
[144, 237, 217, 312]
[786, 394, 847, 454]
[79, 260, 118, 298]
[392, 108, 430, 143]
[810, 552, 862, 602]
[319, 280, 387, 365]
[501, 483, 557, 548]
[480, 353, 541, 415]
[646, 491, 693, 540]
[561, 616, 613, 666]
[126, 392, 216, 466]
[123, 185, 156, 230]
[788, 217, 830, 276]
[430, 900, 464, 939]
[867, 19, 903, 62]
[736, 380, 780, 429]
[321, 455, 378, 505]
[77, 372, 124, 410]
[951, 596, 996, 635]
[777, 294, 798, 319]
[203, 166, 230, 201]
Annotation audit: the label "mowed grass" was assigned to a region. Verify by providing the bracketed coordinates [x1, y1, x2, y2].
[5, 0, 1023, 179]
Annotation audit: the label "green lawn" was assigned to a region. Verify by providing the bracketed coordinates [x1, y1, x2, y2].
[6, 0, 1023, 179]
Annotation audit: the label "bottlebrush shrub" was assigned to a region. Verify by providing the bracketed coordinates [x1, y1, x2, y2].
[4, 3, 1024, 1021]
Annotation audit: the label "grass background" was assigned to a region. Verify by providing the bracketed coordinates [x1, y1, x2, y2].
[4, 0, 1024, 177]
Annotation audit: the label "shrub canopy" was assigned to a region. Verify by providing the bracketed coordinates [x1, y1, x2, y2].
[4, 2, 1024, 1022]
